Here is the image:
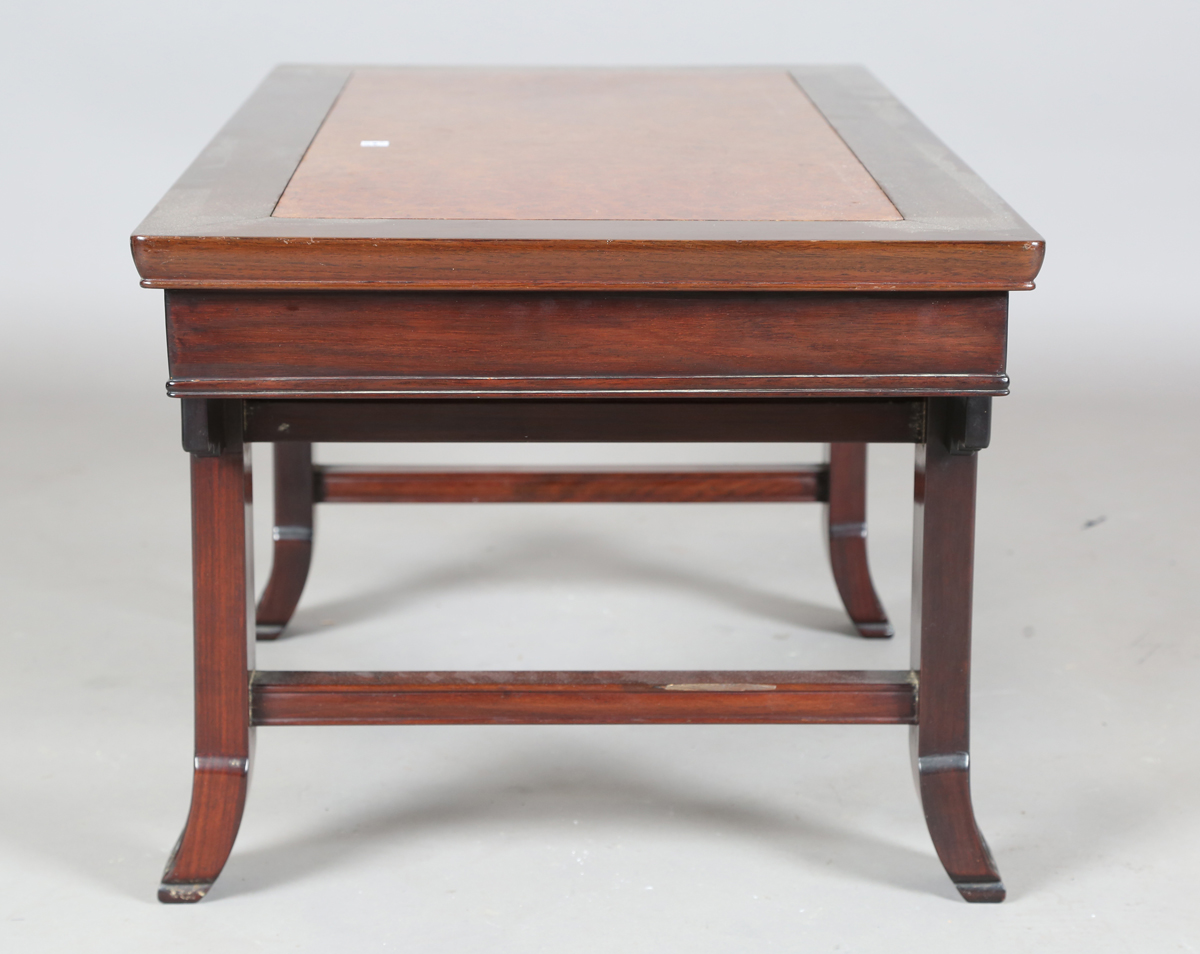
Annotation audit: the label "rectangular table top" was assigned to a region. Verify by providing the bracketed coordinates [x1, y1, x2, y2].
[132, 65, 1043, 292]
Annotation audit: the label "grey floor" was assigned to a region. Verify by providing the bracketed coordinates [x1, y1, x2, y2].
[2, 348, 1198, 952]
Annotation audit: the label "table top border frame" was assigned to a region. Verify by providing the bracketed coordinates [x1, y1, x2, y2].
[131, 64, 1044, 291]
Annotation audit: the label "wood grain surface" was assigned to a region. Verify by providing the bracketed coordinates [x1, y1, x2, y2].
[826, 442, 893, 638]
[273, 69, 901, 222]
[159, 410, 255, 902]
[251, 670, 917, 725]
[315, 465, 826, 504]
[255, 442, 314, 640]
[910, 398, 1005, 901]
[165, 291, 1008, 398]
[131, 65, 1044, 291]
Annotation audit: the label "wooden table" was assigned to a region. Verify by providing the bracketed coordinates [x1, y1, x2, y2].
[131, 66, 1043, 904]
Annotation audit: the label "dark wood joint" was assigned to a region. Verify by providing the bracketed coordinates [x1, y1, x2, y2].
[814, 466, 830, 503]
[911, 399, 928, 445]
[945, 396, 991, 455]
[181, 398, 246, 457]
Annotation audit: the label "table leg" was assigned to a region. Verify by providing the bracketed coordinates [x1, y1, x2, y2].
[256, 442, 314, 640]
[159, 429, 255, 903]
[910, 399, 1004, 902]
[826, 442, 893, 638]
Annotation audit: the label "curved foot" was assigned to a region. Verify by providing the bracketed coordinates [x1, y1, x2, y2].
[158, 882, 213, 904]
[826, 443, 893, 638]
[914, 748, 1005, 902]
[256, 539, 313, 640]
[955, 880, 1006, 903]
[256, 443, 314, 640]
[159, 758, 250, 903]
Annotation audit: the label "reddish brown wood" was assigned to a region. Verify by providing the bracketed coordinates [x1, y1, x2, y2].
[160, 408, 254, 903]
[137, 64, 1036, 903]
[826, 443, 893, 638]
[251, 670, 916, 726]
[910, 398, 1004, 902]
[316, 465, 825, 504]
[130, 66, 1044, 292]
[245, 399, 926, 444]
[164, 291, 1008, 398]
[274, 69, 901, 222]
[255, 442, 314, 640]
[186, 372, 1006, 399]
[136, 238, 1042, 293]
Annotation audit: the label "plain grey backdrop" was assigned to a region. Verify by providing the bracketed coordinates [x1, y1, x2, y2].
[2, 1, 1199, 951]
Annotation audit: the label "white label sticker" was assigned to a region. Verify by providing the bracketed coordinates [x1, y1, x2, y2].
[360, 140, 390, 147]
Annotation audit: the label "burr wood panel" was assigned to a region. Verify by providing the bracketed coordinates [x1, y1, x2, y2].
[273, 69, 901, 222]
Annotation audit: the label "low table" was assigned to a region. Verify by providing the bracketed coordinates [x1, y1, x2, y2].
[131, 65, 1043, 903]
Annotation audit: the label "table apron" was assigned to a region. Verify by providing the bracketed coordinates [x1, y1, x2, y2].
[165, 290, 1008, 398]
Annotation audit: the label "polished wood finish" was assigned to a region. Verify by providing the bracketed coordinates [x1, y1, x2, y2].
[245, 399, 925, 444]
[827, 443, 893, 638]
[910, 399, 1004, 902]
[140, 65, 1031, 904]
[159, 406, 255, 903]
[317, 465, 825, 504]
[131, 66, 1044, 292]
[199, 371, 1001, 399]
[136, 238, 1042, 293]
[165, 291, 1008, 398]
[255, 442, 314, 640]
[251, 670, 916, 726]
[274, 69, 901, 222]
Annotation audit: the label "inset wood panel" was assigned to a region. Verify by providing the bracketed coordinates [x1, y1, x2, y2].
[273, 69, 901, 222]
[166, 291, 1007, 397]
